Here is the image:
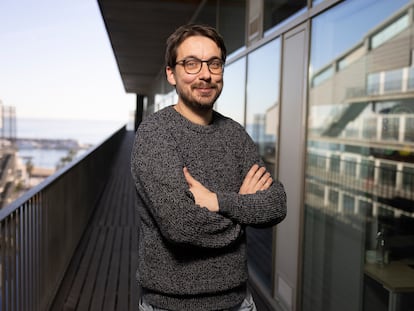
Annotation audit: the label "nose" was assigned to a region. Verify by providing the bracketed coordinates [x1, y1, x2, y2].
[198, 62, 211, 79]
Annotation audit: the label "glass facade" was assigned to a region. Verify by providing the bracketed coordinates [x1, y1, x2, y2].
[147, 0, 414, 309]
[263, 0, 307, 34]
[312, 0, 324, 6]
[245, 39, 281, 175]
[246, 38, 281, 292]
[216, 39, 281, 293]
[218, 38, 282, 293]
[304, 1, 414, 310]
[216, 57, 246, 125]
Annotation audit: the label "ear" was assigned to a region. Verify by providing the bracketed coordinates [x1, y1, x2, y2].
[166, 66, 176, 86]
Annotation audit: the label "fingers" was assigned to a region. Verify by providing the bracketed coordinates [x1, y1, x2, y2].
[245, 164, 260, 179]
[183, 167, 196, 186]
[239, 164, 273, 194]
[183, 167, 219, 212]
[260, 173, 273, 191]
[248, 165, 268, 189]
[241, 164, 261, 190]
[253, 166, 267, 183]
[254, 169, 272, 192]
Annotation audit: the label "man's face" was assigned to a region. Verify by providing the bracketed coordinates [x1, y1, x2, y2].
[166, 36, 223, 111]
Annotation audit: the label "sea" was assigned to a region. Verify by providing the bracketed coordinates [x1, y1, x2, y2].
[15, 118, 132, 169]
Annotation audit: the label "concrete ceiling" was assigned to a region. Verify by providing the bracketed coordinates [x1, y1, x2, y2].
[98, 0, 205, 95]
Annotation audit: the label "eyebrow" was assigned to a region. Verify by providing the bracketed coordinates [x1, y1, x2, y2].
[180, 55, 222, 61]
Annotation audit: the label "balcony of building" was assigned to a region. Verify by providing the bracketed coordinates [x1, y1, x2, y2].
[0, 125, 276, 311]
[0, 127, 140, 311]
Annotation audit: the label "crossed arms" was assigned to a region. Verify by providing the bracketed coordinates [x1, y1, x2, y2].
[132, 126, 287, 248]
[183, 164, 273, 212]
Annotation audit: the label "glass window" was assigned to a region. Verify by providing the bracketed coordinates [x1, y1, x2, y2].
[343, 193, 355, 214]
[216, 57, 246, 126]
[360, 159, 375, 180]
[367, 72, 381, 95]
[246, 39, 281, 172]
[343, 156, 357, 177]
[245, 38, 281, 293]
[381, 116, 400, 141]
[263, 0, 307, 34]
[407, 67, 414, 90]
[359, 200, 373, 217]
[312, 0, 324, 6]
[405, 115, 414, 142]
[311, 65, 334, 87]
[370, 13, 409, 49]
[304, 0, 414, 310]
[330, 154, 341, 173]
[362, 117, 377, 140]
[384, 69, 403, 93]
[402, 166, 414, 191]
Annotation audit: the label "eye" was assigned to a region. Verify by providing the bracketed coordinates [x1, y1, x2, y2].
[185, 60, 199, 68]
[209, 60, 222, 69]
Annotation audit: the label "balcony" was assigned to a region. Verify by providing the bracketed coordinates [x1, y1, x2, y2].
[0, 127, 139, 310]
[0, 125, 278, 311]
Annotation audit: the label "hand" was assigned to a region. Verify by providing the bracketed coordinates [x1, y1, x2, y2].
[183, 167, 219, 212]
[239, 164, 273, 195]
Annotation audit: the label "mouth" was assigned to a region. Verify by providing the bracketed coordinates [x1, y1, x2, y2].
[197, 87, 213, 93]
[193, 84, 216, 95]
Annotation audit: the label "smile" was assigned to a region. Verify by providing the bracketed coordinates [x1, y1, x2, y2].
[193, 84, 216, 91]
[195, 88, 215, 96]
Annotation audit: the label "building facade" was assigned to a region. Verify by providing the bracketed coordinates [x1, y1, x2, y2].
[0, 101, 25, 208]
[112, 1, 414, 310]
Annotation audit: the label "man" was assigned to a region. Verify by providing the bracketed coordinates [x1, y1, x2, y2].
[131, 24, 287, 311]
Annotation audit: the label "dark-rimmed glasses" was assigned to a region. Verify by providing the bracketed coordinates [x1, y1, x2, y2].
[175, 58, 224, 74]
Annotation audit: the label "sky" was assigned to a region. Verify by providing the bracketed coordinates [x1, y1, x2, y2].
[310, 0, 410, 72]
[0, 0, 135, 122]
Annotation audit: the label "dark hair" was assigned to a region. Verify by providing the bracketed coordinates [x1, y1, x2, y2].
[165, 24, 227, 68]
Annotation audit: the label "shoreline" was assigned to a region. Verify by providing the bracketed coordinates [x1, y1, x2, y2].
[16, 138, 93, 150]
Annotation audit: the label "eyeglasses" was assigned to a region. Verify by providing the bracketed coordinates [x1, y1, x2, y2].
[175, 58, 224, 74]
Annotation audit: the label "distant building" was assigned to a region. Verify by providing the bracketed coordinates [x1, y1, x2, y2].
[0, 100, 27, 208]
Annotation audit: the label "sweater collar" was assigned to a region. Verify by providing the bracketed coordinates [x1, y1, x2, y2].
[167, 105, 221, 134]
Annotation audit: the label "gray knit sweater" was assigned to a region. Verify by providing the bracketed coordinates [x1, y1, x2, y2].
[131, 106, 286, 311]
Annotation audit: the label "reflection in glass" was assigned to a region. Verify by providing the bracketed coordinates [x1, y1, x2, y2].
[216, 57, 246, 125]
[312, 0, 324, 6]
[370, 13, 409, 49]
[304, 0, 414, 310]
[263, 0, 307, 34]
[245, 38, 281, 293]
[246, 39, 281, 173]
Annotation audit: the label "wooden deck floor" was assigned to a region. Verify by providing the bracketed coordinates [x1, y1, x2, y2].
[50, 131, 140, 311]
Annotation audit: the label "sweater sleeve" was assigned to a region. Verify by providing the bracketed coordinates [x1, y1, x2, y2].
[216, 131, 287, 227]
[131, 127, 243, 249]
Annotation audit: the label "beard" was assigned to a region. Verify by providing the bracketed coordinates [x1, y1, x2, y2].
[177, 82, 222, 112]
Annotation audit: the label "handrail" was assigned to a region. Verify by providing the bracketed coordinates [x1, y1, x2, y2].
[0, 125, 126, 311]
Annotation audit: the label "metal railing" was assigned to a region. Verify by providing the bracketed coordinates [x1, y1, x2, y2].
[0, 125, 126, 311]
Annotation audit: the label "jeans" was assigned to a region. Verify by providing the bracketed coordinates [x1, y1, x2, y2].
[138, 292, 257, 311]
